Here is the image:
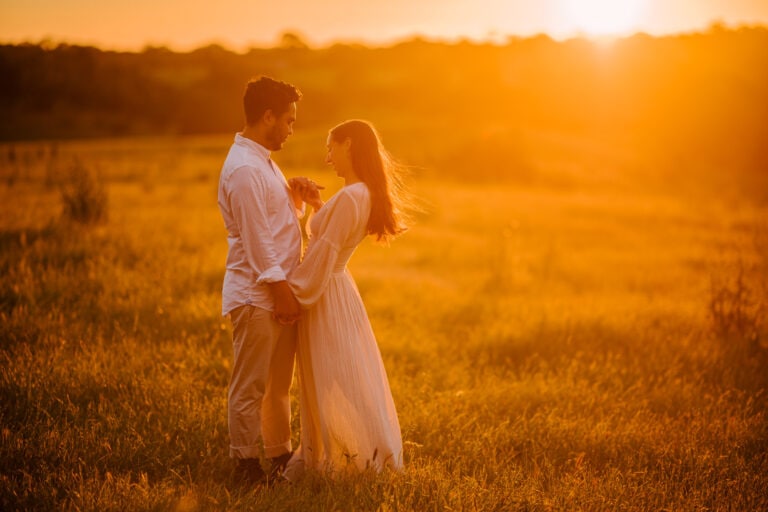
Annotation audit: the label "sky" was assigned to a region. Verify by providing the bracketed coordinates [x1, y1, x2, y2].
[2, 0, 768, 51]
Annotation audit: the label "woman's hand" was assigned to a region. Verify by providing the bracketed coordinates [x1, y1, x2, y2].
[289, 177, 325, 210]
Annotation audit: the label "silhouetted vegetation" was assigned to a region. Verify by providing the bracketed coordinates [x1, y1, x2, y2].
[1, 26, 766, 187]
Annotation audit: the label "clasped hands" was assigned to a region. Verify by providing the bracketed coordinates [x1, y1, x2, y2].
[270, 280, 301, 326]
[288, 177, 325, 211]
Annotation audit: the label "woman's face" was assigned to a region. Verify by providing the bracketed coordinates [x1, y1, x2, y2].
[325, 134, 354, 179]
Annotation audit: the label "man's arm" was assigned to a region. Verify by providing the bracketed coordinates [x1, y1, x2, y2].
[228, 166, 299, 322]
[229, 167, 284, 279]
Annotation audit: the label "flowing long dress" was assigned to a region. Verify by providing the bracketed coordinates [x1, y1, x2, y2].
[285, 182, 403, 478]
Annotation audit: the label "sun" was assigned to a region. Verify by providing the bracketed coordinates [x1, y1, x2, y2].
[561, 0, 646, 37]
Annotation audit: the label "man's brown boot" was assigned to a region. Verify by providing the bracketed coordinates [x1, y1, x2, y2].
[235, 458, 266, 486]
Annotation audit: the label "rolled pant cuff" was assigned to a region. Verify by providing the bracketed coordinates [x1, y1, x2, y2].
[229, 444, 262, 459]
[263, 440, 292, 459]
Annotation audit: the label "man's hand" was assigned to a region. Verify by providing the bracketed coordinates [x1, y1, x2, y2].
[288, 180, 304, 211]
[268, 280, 300, 325]
[288, 177, 325, 210]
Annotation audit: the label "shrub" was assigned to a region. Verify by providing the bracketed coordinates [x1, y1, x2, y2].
[60, 160, 108, 224]
[708, 260, 767, 391]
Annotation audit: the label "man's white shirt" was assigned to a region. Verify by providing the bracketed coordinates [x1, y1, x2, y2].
[218, 134, 302, 316]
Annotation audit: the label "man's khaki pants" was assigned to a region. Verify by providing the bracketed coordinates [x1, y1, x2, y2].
[228, 305, 296, 459]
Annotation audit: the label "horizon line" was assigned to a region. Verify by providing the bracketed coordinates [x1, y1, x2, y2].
[1, 20, 765, 54]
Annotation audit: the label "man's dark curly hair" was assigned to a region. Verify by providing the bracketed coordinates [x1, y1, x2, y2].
[243, 76, 302, 126]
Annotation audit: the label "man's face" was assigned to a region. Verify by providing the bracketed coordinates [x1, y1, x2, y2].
[265, 102, 297, 151]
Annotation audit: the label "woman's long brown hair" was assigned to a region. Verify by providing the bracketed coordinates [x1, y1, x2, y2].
[329, 120, 408, 242]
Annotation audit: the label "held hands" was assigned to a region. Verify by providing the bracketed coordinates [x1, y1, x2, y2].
[288, 177, 325, 210]
[269, 280, 301, 325]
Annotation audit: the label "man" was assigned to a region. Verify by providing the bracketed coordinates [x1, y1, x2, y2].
[217, 76, 305, 485]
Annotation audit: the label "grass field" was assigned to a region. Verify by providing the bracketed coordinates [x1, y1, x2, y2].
[1, 133, 766, 511]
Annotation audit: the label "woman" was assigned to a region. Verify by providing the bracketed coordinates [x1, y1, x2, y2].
[284, 119, 407, 479]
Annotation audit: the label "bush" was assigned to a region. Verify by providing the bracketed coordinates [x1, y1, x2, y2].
[709, 260, 767, 391]
[60, 160, 108, 224]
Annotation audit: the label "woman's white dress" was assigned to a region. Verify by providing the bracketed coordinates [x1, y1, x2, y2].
[285, 182, 403, 477]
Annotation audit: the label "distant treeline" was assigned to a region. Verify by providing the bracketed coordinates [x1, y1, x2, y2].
[1, 25, 767, 173]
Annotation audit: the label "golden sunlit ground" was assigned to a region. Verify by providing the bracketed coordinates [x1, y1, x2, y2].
[1, 127, 766, 509]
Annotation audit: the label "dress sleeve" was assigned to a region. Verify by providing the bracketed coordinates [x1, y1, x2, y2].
[228, 166, 286, 283]
[290, 190, 361, 307]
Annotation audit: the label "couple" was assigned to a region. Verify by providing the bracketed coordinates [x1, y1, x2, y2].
[217, 76, 405, 485]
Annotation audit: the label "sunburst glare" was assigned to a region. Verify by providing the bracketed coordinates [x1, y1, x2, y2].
[561, 0, 646, 37]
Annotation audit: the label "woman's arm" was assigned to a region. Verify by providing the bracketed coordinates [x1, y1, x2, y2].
[289, 190, 358, 307]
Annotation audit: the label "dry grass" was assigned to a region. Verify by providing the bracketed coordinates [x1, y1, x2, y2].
[1, 135, 766, 511]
